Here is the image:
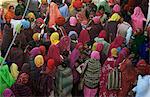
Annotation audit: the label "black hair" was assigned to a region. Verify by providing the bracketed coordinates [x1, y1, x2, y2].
[9, 5, 14, 9]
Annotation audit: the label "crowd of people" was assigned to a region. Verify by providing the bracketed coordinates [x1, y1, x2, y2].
[0, 0, 149, 97]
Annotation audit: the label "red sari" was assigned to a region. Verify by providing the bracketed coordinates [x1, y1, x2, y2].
[99, 57, 118, 97]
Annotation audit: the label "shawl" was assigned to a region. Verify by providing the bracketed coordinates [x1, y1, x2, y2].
[78, 29, 90, 44]
[108, 13, 121, 22]
[84, 58, 100, 88]
[131, 7, 145, 32]
[29, 47, 41, 58]
[47, 44, 62, 66]
[50, 32, 60, 45]
[59, 4, 70, 18]
[58, 36, 71, 52]
[48, 2, 62, 27]
[2, 88, 15, 97]
[0, 65, 15, 94]
[94, 37, 110, 55]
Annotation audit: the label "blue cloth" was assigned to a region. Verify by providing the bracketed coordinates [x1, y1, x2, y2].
[59, 4, 70, 18]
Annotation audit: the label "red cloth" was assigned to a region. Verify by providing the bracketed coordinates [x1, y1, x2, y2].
[73, 0, 83, 9]
[58, 36, 71, 52]
[47, 45, 62, 66]
[36, 18, 44, 24]
[98, 30, 107, 40]
[99, 57, 118, 97]
[47, 59, 55, 71]
[108, 36, 125, 56]
[39, 45, 46, 56]
[96, 43, 104, 52]
[55, 16, 66, 26]
[116, 47, 130, 66]
[118, 58, 138, 97]
[78, 29, 90, 44]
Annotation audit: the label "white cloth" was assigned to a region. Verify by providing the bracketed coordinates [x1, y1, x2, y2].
[126, 27, 132, 45]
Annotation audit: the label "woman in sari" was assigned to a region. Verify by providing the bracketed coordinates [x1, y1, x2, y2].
[47, 0, 62, 27]
[131, 7, 146, 33]
[104, 13, 121, 42]
[99, 48, 118, 97]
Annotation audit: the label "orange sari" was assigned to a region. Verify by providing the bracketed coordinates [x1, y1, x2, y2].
[48, 2, 62, 28]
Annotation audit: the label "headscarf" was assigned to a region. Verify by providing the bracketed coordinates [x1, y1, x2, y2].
[111, 48, 118, 57]
[131, 7, 145, 32]
[39, 45, 46, 56]
[69, 16, 78, 26]
[116, 47, 130, 65]
[32, 33, 41, 41]
[112, 35, 125, 47]
[47, 45, 62, 65]
[108, 13, 121, 22]
[27, 12, 35, 21]
[108, 36, 125, 56]
[5, 5, 15, 23]
[29, 47, 41, 58]
[91, 51, 100, 60]
[73, 0, 83, 9]
[96, 43, 104, 52]
[92, 42, 97, 51]
[78, 29, 90, 44]
[112, 4, 120, 13]
[10, 63, 19, 80]
[58, 36, 71, 52]
[70, 42, 83, 68]
[3, 88, 14, 97]
[98, 30, 107, 40]
[68, 31, 78, 39]
[36, 18, 44, 24]
[34, 55, 44, 68]
[47, 59, 55, 71]
[50, 32, 60, 45]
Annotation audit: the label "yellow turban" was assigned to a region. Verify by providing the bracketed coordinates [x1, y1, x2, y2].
[108, 13, 121, 22]
[10, 63, 19, 80]
[34, 55, 44, 68]
[50, 32, 60, 45]
[111, 48, 118, 57]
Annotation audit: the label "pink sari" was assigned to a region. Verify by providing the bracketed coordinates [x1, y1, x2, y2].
[131, 7, 145, 32]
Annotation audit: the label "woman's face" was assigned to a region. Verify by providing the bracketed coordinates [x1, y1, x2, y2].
[9, 6, 14, 12]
